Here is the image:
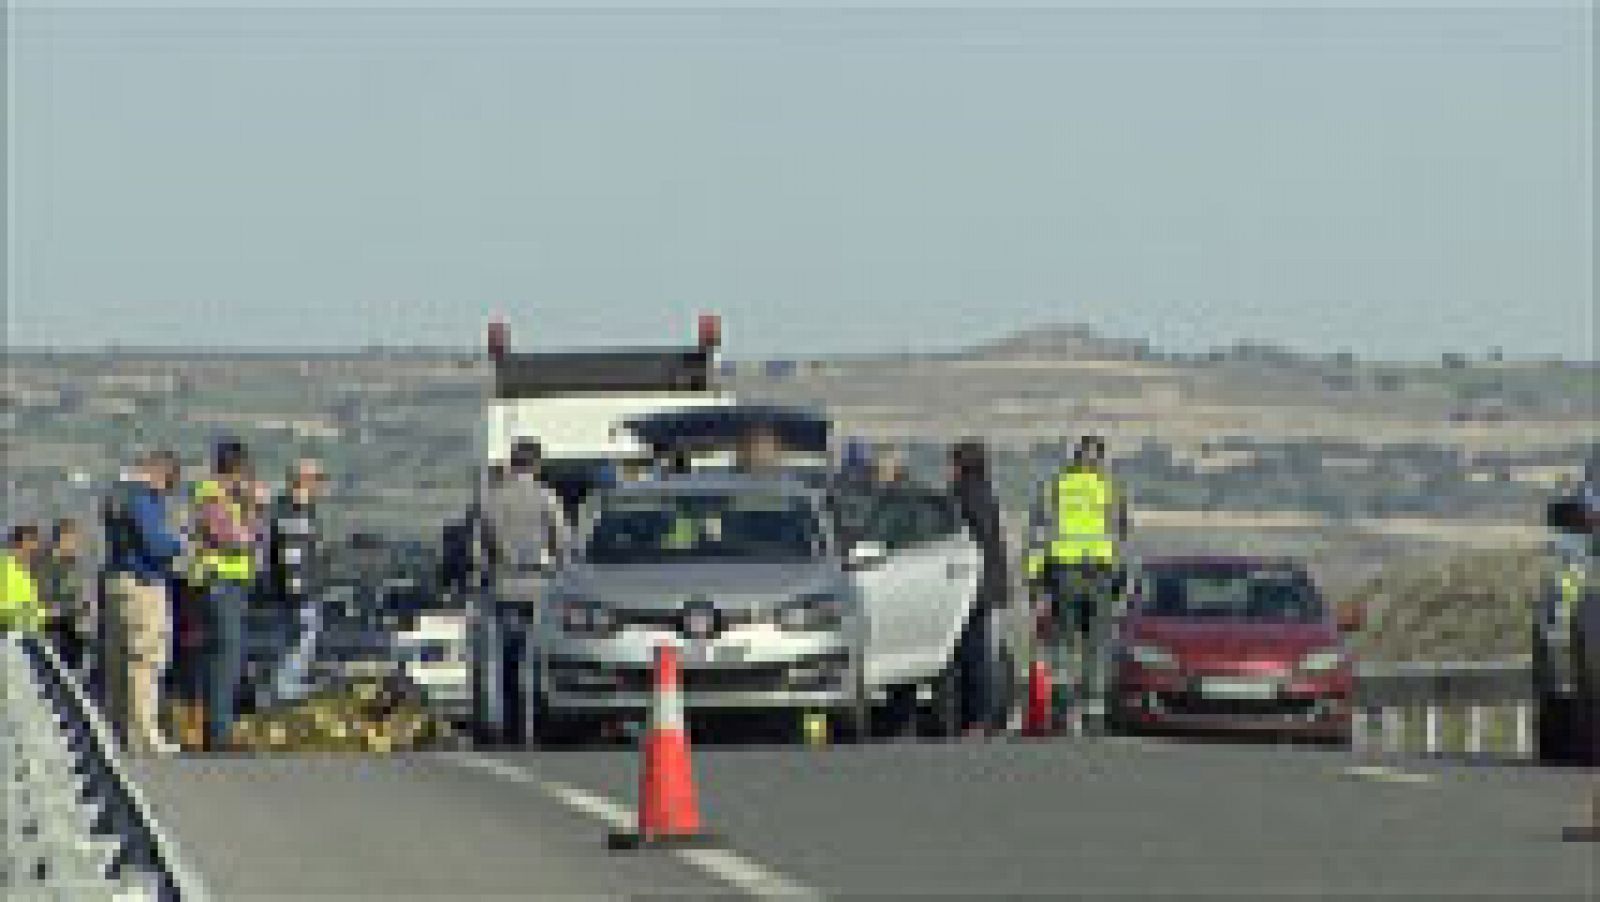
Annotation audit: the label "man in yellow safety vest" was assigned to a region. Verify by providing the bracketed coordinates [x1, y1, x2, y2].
[187, 439, 260, 751]
[1025, 435, 1130, 730]
[1, 524, 45, 634]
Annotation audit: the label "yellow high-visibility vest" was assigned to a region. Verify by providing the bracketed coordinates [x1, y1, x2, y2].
[1027, 468, 1117, 577]
[190, 479, 256, 585]
[664, 514, 698, 551]
[1556, 564, 1586, 621]
[1, 551, 43, 633]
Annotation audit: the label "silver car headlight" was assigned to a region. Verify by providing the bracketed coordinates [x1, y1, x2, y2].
[1297, 648, 1347, 674]
[775, 594, 847, 632]
[1124, 644, 1179, 670]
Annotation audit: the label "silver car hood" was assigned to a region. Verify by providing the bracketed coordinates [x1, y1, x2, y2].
[555, 560, 844, 611]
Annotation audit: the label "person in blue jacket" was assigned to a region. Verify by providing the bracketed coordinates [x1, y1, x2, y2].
[101, 448, 188, 755]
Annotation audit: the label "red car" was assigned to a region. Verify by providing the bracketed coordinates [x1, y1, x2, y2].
[1106, 556, 1359, 744]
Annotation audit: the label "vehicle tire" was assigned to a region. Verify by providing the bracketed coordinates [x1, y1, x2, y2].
[879, 685, 918, 739]
[1576, 693, 1598, 768]
[835, 672, 874, 744]
[919, 659, 963, 739]
[1535, 690, 1577, 765]
[528, 693, 581, 749]
[1101, 692, 1131, 737]
[1573, 622, 1598, 768]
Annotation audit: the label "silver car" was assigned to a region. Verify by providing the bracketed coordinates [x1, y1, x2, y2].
[525, 475, 871, 744]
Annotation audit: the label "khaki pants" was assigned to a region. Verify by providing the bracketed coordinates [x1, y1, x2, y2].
[103, 574, 171, 754]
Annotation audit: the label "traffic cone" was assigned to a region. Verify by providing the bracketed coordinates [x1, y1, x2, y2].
[1022, 659, 1055, 738]
[609, 644, 714, 850]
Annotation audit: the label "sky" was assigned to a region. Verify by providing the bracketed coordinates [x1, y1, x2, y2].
[5, 2, 1594, 359]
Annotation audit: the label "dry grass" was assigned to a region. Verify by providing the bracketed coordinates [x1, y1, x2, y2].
[1343, 548, 1545, 663]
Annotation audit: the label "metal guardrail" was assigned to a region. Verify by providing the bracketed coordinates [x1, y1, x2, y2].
[2, 633, 207, 901]
[1355, 658, 1534, 706]
[1352, 658, 1536, 758]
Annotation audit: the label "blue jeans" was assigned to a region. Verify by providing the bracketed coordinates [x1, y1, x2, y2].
[257, 601, 319, 709]
[202, 582, 248, 749]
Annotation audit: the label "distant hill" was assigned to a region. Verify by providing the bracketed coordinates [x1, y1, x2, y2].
[968, 323, 1154, 361]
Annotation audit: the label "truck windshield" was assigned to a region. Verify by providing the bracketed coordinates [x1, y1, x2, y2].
[582, 491, 823, 564]
[1144, 569, 1324, 623]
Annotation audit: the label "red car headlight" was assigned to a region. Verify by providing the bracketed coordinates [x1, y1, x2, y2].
[1296, 648, 1348, 674]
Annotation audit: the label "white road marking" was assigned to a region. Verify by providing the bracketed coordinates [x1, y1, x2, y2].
[1340, 765, 1435, 784]
[444, 752, 819, 900]
[544, 782, 634, 830]
[679, 848, 816, 899]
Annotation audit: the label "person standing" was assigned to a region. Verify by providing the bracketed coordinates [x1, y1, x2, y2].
[478, 440, 570, 576]
[1, 524, 45, 634]
[101, 451, 186, 755]
[949, 439, 1011, 737]
[473, 440, 568, 743]
[38, 518, 91, 672]
[1023, 435, 1130, 732]
[839, 437, 875, 480]
[260, 458, 327, 708]
[189, 439, 260, 752]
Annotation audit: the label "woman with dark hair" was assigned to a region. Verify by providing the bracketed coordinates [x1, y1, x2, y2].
[949, 439, 1010, 736]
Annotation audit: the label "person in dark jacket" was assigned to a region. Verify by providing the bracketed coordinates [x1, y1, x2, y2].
[949, 438, 1010, 735]
[39, 518, 90, 672]
[258, 458, 327, 708]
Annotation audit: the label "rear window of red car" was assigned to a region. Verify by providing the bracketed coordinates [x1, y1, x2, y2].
[1141, 566, 1324, 622]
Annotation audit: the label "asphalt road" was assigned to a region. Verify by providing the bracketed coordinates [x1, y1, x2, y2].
[132, 738, 1596, 899]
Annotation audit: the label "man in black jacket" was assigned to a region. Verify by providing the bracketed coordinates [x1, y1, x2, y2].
[259, 458, 327, 708]
[949, 439, 1011, 736]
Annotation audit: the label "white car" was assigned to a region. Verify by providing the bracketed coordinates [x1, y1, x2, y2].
[394, 613, 471, 722]
[829, 478, 1015, 736]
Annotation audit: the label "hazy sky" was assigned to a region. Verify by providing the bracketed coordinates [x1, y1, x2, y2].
[5, 2, 1594, 359]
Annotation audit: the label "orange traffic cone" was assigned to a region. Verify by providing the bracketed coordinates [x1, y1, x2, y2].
[609, 644, 714, 850]
[1022, 659, 1055, 738]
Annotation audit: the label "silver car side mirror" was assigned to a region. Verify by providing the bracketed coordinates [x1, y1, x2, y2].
[845, 541, 888, 571]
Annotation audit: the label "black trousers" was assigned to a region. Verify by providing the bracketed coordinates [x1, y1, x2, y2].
[46, 620, 86, 673]
[956, 610, 998, 730]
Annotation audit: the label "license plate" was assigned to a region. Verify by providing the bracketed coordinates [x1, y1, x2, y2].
[713, 643, 748, 663]
[1200, 678, 1277, 700]
[684, 642, 711, 664]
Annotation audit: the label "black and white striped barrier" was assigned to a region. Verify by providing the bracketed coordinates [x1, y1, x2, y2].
[1, 633, 209, 900]
[1352, 658, 1536, 758]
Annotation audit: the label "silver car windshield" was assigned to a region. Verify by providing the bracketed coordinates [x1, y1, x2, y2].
[581, 491, 824, 564]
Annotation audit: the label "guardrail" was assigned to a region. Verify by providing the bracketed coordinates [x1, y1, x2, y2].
[2, 633, 207, 900]
[1352, 658, 1536, 759]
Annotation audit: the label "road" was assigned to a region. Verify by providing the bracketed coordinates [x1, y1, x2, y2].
[130, 737, 1596, 899]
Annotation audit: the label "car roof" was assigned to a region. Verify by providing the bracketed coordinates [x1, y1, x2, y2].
[1138, 555, 1307, 573]
[622, 404, 832, 454]
[604, 472, 817, 496]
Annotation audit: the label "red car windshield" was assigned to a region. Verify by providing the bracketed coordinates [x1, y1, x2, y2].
[1143, 569, 1324, 623]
